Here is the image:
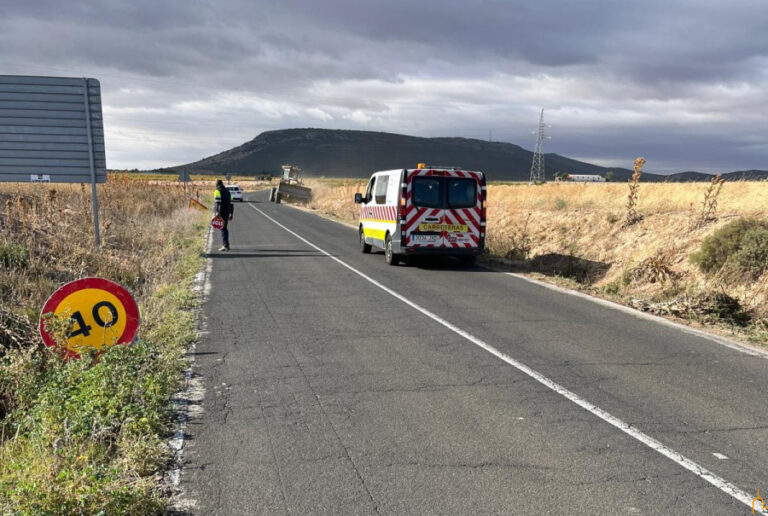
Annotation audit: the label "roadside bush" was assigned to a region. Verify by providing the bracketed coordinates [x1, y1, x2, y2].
[690, 218, 768, 278]
[731, 226, 768, 279]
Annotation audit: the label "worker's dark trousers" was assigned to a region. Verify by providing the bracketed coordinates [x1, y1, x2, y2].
[221, 219, 230, 248]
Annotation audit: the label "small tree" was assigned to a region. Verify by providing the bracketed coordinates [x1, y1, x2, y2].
[605, 171, 614, 182]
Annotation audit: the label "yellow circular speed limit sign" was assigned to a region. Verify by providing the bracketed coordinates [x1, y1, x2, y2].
[39, 278, 140, 360]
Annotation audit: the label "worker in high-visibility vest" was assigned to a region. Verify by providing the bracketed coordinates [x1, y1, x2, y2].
[214, 179, 234, 251]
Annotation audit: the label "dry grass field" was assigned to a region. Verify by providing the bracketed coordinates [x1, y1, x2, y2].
[0, 173, 208, 513]
[1, 175, 193, 316]
[304, 177, 768, 344]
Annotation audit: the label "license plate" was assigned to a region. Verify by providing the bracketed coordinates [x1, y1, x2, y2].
[411, 234, 438, 243]
[418, 223, 468, 232]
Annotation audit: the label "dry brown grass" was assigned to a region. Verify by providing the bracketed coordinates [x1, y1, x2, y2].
[0, 174, 197, 324]
[488, 181, 768, 323]
[304, 178, 367, 222]
[302, 177, 768, 340]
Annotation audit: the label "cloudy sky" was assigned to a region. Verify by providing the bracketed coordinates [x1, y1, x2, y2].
[2, 0, 766, 173]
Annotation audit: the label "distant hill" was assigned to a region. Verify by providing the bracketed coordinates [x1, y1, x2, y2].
[158, 128, 766, 182]
[664, 171, 714, 182]
[664, 169, 768, 182]
[722, 169, 768, 181]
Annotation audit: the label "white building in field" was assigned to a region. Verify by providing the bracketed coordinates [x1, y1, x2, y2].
[562, 174, 605, 182]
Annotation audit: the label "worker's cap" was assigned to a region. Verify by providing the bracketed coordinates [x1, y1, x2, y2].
[216, 179, 224, 187]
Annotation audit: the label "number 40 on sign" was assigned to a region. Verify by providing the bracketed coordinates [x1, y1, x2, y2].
[39, 277, 140, 360]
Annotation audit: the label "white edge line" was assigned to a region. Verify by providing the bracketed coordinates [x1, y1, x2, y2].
[504, 272, 768, 359]
[253, 203, 766, 514]
[167, 224, 213, 505]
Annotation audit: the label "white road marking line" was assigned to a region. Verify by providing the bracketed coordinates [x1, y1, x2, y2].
[167, 225, 213, 511]
[504, 272, 768, 359]
[252, 204, 766, 515]
[712, 453, 729, 460]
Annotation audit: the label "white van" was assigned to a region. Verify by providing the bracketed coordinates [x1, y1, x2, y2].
[354, 165, 486, 265]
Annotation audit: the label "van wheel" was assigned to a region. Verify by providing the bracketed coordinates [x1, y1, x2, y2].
[269, 187, 276, 202]
[360, 228, 372, 254]
[385, 234, 399, 265]
[275, 192, 281, 204]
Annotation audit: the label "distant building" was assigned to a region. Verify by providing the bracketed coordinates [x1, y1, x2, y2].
[560, 174, 605, 182]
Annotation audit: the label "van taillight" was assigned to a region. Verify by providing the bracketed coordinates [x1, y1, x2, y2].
[399, 197, 406, 219]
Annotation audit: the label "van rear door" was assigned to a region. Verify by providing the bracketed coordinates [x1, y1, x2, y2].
[406, 174, 444, 248]
[443, 174, 482, 249]
[404, 170, 483, 250]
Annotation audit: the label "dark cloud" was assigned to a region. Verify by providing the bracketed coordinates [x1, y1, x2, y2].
[1, 0, 765, 171]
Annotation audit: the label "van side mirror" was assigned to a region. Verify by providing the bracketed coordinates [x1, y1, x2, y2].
[354, 193, 363, 204]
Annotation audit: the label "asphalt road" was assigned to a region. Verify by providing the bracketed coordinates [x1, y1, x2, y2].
[177, 191, 768, 515]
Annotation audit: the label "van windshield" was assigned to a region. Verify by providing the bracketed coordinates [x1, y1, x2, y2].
[412, 177, 477, 209]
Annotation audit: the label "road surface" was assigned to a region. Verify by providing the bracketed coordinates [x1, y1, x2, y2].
[177, 191, 768, 514]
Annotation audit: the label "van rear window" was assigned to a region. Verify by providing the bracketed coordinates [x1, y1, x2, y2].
[412, 177, 477, 209]
[412, 178, 442, 208]
[447, 178, 477, 209]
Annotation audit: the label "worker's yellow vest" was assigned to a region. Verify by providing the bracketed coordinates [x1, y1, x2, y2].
[214, 189, 221, 199]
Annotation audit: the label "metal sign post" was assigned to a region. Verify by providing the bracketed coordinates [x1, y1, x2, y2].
[82, 78, 100, 246]
[0, 75, 107, 246]
[178, 169, 191, 197]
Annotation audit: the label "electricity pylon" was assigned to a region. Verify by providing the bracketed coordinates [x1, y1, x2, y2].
[529, 109, 548, 184]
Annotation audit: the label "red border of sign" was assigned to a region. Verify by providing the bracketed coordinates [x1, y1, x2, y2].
[39, 277, 140, 360]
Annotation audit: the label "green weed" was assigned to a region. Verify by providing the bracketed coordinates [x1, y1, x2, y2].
[0, 240, 28, 269]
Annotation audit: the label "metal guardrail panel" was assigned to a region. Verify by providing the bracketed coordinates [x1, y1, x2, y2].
[0, 75, 106, 183]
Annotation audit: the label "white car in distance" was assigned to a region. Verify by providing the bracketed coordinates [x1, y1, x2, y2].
[226, 185, 243, 202]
